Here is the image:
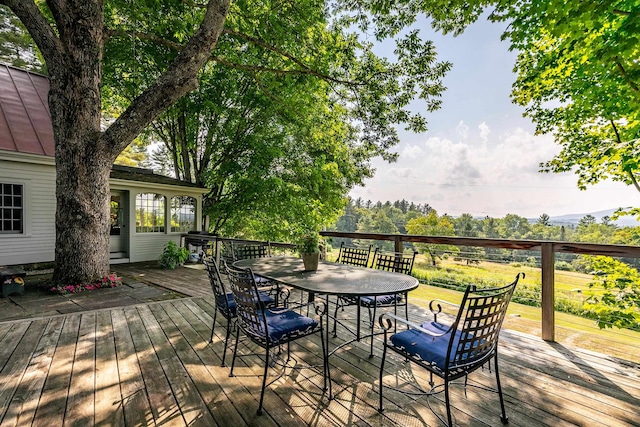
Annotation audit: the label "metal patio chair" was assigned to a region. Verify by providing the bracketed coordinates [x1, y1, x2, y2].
[378, 273, 524, 426]
[203, 257, 278, 366]
[232, 241, 271, 260]
[360, 249, 417, 356]
[231, 241, 276, 286]
[226, 263, 331, 415]
[332, 242, 372, 335]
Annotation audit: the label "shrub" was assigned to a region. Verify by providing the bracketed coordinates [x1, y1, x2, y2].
[555, 261, 574, 271]
[159, 240, 189, 269]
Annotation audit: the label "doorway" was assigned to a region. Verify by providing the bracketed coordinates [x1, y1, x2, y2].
[109, 191, 129, 259]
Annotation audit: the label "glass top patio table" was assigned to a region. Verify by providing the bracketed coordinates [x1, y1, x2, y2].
[233, 256, 419, 297]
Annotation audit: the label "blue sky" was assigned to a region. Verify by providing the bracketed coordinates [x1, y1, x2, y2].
[349, 16, 633, 219]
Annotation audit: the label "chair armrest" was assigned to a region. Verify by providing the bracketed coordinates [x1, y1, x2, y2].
[259, 284, 291, 307]
[267, 299, 327, 317]
[379, 312, 452, 338]
[313, 299, 328, 316]
[428, 299, 460, 323]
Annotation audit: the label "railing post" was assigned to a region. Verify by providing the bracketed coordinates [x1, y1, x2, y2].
[541, 243, 555, 342]
[394, 235, 403, 253]
[214, 237, 221, 265]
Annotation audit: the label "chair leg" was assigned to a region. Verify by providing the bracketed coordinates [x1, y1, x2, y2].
[210, 309, 218, 342]
[495, 352, 509, 424]
[403, 295, 409, 330]
[257, 347, 270, 415]
[320, 322, 332, 399]
[229, 327, 240, 378]
[378, 342, 387, 413]
[445, 380, 453, 427]
[369, 302, 377, 358]
[356, 297, 362, 340]
[393, 299, 398, 333]
[221, 317, 232, 367]
[332, 298, 340, 337]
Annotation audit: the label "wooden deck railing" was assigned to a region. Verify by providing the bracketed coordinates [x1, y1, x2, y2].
[319, 231, 640, 342]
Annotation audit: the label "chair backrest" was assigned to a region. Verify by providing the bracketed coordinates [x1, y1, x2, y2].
[220, 240, 236, 265]
[225, 263, 269, 344]
[336, 242, 372, 267]
[446, 273, 523, 373]
[232, 242, 271, 260]
[203, 257, 233, 317]
[371, 249, 417, 275]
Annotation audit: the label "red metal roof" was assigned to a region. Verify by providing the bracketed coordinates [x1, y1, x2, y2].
[0, 64, 55, 156]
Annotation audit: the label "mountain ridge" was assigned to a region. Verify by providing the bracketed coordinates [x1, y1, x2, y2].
[543, 208, 638, 227]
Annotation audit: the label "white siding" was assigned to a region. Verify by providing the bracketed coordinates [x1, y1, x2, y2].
[0, 160, 56, 265]
[129, 234, 182, 263]
[118, 185, 204, 263]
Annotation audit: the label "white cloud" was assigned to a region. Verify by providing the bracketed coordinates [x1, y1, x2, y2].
[401, 144, 423, 159]
[479, 122, 490, 143]
[455, 120, 469, 139]
[351, 121, 630, 219]
[386, 167, 416, 179]
[349, 20, 634, 218]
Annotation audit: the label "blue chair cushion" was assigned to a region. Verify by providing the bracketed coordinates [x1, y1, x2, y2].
[215, 291, 275, 317]
[359, 294, 402, 306]
[389, 321, 459, 371]
[264, 309, 318, 343]
[389, 321, 487, 371]
[255, 275, 273, 285]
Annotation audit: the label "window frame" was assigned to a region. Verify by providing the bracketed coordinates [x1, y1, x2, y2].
[0, 181, 26, 235]
[135, 192, 166, 233]
[170, 196, 197, 233]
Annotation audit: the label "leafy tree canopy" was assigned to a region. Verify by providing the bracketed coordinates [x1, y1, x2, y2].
[96, 0, 455, 240]
[406, 211, 458, 265]
[0, 5, 44, 72]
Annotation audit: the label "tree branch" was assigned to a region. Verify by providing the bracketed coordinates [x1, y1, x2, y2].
[101, 0, 231, 158]
[223, 28, 361, 86]
[614, 56, 640, 95]
[628, 170, 640, 194]
[611, 119, 640, 194]
[612, 9, 631, 16]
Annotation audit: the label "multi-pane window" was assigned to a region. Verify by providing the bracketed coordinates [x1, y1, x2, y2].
[170, 196, 196, 232]
[0, 183, 23, 234]
[135, 193, 165, 233]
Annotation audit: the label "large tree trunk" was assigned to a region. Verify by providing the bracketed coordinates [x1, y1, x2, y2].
[49, 1, 110, 284]
[53, 151, 112, 284]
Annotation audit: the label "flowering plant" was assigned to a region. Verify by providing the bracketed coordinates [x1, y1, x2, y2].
[49, 273, 122, 295]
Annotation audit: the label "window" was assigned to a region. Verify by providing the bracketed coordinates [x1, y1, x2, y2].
[1, 183, 23, 234]
[170, 196, 196, 232]
[136, 193, 165, 233]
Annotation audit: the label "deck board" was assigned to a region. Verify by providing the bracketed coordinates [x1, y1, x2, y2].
[31, 316, 79, 427]
[1, 263, 639, 426]
[94, 310, 124, 427]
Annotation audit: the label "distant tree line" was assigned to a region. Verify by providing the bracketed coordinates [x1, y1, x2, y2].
[329, 197, 640, 269]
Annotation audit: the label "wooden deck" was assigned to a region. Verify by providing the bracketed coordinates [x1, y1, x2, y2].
[0, 263, 639, 426]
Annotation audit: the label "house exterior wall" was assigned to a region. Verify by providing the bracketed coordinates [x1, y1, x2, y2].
[0, 156, 56, 266]
[0, 153, 205, 267]
[112, 181, 204, 263]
